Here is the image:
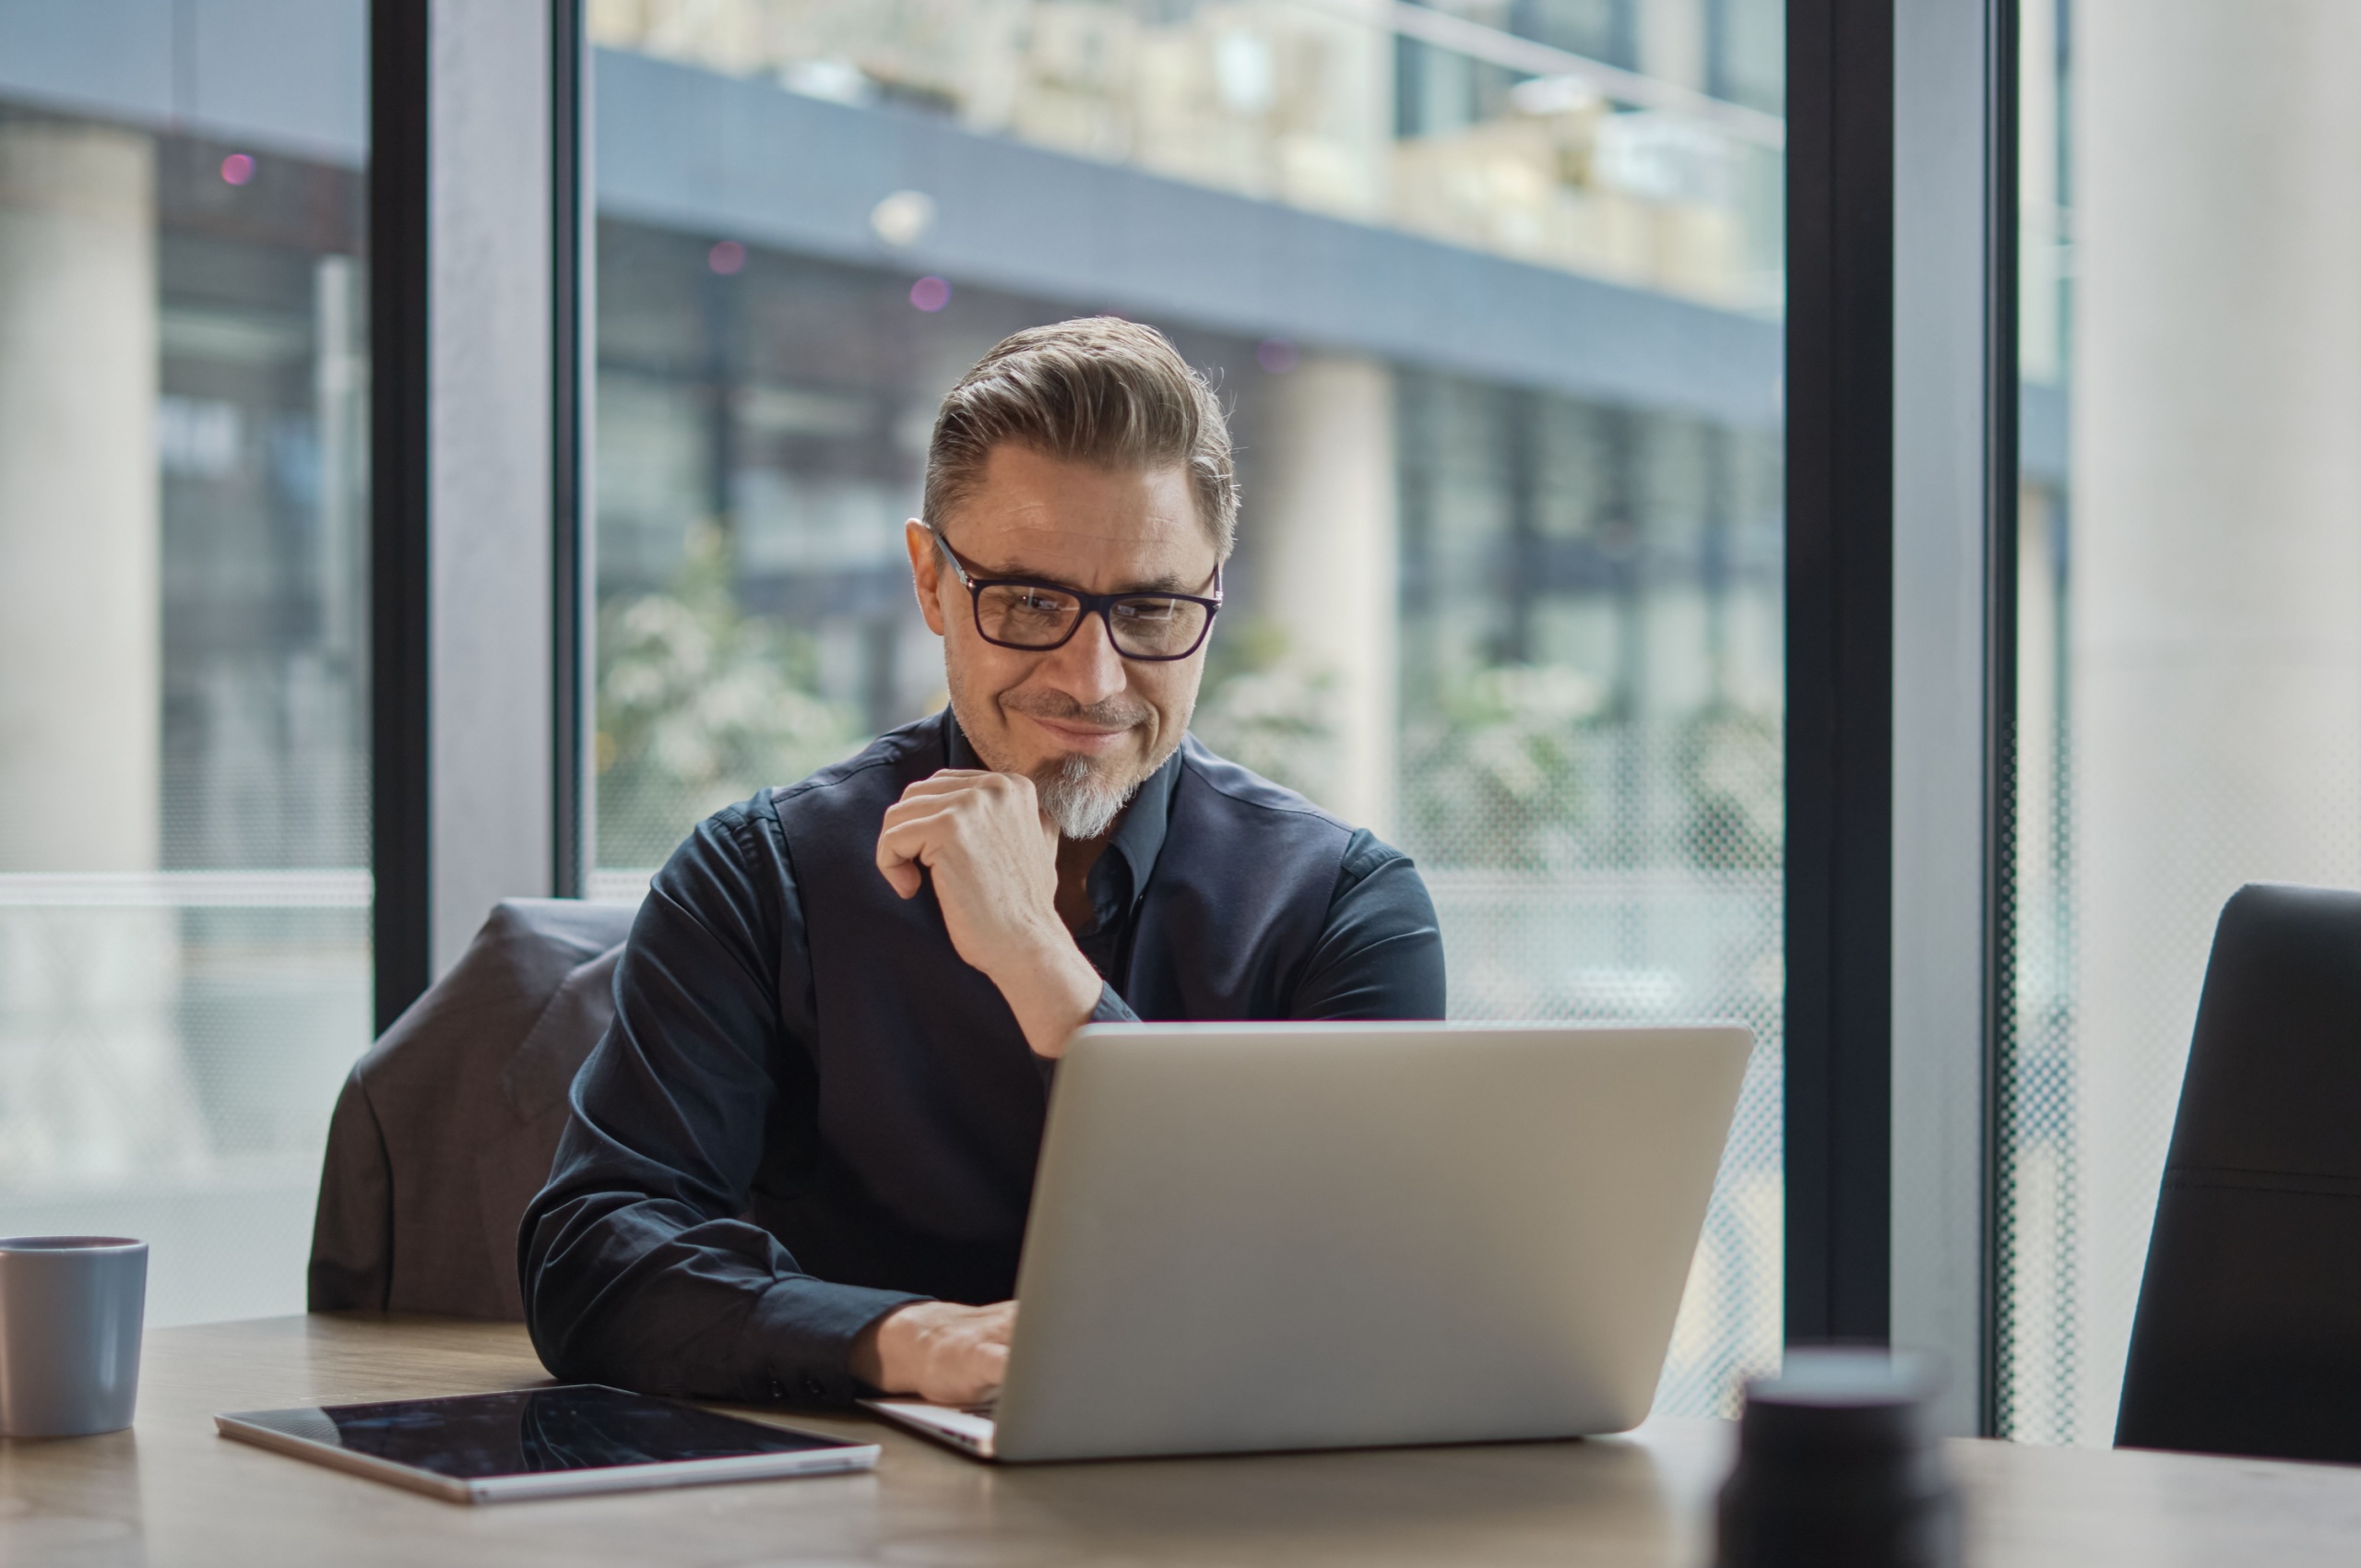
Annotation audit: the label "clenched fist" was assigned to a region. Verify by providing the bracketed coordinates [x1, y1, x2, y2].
[875, 769, 1104, 1057]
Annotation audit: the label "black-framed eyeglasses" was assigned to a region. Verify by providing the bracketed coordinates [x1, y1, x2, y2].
[923, 522, 1222, 662]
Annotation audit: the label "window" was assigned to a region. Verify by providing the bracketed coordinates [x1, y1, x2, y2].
[2000, 0, 2361, 1443]
[0, 6, 371, 1324]
[588, 0, 1786, 1414]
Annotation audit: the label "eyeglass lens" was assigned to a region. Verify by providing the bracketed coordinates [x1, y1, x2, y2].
[975, 584, 1208, 657]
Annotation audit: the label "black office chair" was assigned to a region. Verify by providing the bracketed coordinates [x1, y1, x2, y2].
[2116, 882, 2361, 1462]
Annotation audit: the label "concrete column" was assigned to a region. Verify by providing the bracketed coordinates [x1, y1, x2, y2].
[2070, 0, 2361, 1443]
[0, 119, 158, 873]
[427, 0, 555, 975]
[1637, 0, 1708, 90]
[0, 120, 203, 1195]
[2017, 0, 2065, 387]
[1252, 353, 1398, 836]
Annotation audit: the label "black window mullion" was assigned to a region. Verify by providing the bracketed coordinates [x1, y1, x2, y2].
[371, 0, 433, 1034]
[1980, 0, 2023, 1438]
[552, 0, 589, 899]
[1784, 0, 1896, 1347]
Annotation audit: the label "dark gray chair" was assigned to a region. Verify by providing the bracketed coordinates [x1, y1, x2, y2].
[308, 897, 635, 1320]
[2116, 882, 2361, 1462]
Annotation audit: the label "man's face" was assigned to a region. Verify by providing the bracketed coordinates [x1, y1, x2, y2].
[906, 444, 1218, 837]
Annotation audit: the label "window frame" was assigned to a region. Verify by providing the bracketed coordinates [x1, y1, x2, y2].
[372, 0, 2024, 1432]
[371, 0, 573, 1028]
[1785, 0, 2019, 1434]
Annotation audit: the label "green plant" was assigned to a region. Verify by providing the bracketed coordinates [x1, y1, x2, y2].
[595, 524, 861, 866]
[1189, 616, 1343, 806]
[1678, 701, 1781, 871]
[1401, 662, 1603, 869]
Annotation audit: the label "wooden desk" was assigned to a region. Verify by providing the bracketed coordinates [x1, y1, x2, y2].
[6, 1316, 2361, 1565]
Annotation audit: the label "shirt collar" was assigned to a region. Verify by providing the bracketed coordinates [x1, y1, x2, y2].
[941, 709, 1180, 916]
[1102, 742, 1179, 912]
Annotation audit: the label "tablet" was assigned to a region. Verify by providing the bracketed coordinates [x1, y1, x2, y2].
[216, 1384, 879, 1503]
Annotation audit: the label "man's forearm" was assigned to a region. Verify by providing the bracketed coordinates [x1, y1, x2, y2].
[521, 1182, 921, 1405]
[984, 932, 1105, 1058]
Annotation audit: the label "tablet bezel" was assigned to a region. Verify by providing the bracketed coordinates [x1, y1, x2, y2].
[215, 1384, 880, 1504]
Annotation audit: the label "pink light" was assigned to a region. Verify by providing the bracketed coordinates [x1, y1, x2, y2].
[1256, 337, 1299, 374]
[219, 153, 255, 186]
[707, 240, 746, 275]
[909, 275, 952, 313]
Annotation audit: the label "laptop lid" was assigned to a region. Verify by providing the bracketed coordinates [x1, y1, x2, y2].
[989, 1021, 1750, 1463]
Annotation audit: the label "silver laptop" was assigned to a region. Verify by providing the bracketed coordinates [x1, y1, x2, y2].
[864, 1020, 1751, 1463]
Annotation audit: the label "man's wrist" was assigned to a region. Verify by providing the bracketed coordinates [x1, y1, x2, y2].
[991, 928, 1104, 1059]
[848, 1305, 902, 1390]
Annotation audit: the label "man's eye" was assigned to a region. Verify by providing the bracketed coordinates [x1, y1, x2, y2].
[1114, 599, 1180, 623]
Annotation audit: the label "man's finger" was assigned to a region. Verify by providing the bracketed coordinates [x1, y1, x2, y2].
[961, 1343, 1009, 1402]
[876, 808, 959, 898]
[895, 769, 997, 802]
[898, 769, 1038, 810]
[874, 838, 933, 900]
[879, 858, 924, 899]
[877, 794, 1000, 899]
[881, 787, 983, 826]
[876, 804, 967, 866]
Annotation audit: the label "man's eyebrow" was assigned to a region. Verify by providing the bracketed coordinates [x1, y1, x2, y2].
[968, 556, 1088, 593]
[978, 559, 1205, 596]
[1118, 569, 1201, 595]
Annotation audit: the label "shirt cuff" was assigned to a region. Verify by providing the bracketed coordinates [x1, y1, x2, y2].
[742, 1275, 929, 1408]
[1034, 983, 1137, 1087]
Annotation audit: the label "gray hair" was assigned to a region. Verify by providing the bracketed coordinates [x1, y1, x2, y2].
[922, 316, 1239, 559]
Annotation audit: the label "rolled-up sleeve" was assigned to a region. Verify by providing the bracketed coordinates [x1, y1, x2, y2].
[517, 799, 922, 1406]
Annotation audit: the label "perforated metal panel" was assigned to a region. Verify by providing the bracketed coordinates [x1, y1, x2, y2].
[1406, 728, 1784, 1419]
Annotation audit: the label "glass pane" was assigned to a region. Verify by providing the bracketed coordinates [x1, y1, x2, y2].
[589, 0, 1784, 1414]
[0, 7, 371, 1325]
[2001, 0, 2361, 1443]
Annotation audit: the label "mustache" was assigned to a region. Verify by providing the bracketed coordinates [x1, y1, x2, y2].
[1002, 689, 1152, 731]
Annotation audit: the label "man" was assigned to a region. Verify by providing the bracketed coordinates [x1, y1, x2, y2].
[521, 318, 1445, 1409]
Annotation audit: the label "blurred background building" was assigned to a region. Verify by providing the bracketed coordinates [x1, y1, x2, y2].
[0, 9, 373, 1324]
[0, 0, 1790, 1419]
[580, 0, 1789, 1420]
[7, 0, 2343, 1447]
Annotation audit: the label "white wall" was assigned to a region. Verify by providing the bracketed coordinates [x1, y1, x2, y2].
[2069, 0, 2361, 1443]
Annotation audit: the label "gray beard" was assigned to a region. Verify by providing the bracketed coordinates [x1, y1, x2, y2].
[1034, 754, 1135, 840]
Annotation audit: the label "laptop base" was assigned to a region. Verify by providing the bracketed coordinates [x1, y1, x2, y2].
[862, 1398, 999, 1460]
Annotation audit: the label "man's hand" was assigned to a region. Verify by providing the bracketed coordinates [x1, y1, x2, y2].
[875, 769, 1103, 1057]
[849, 1301, 1015, 1406]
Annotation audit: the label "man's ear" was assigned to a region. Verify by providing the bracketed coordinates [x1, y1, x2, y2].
[905, 519, 948, 637]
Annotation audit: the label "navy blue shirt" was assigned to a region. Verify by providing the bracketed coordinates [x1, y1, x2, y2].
[519, 713, 1445, 1406]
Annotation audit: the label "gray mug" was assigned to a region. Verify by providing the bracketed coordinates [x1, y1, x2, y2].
[0, 1236, 148, 1438]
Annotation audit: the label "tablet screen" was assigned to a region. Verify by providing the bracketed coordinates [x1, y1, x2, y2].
[232, 1384, 859, 1479]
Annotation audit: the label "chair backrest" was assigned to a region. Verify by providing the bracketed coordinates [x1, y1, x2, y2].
[2116, 882, 2361, 1461]
[308, 897, 636, 1320]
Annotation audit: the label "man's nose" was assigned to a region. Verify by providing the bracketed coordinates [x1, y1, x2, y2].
[1038, 609, 1130, 707]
